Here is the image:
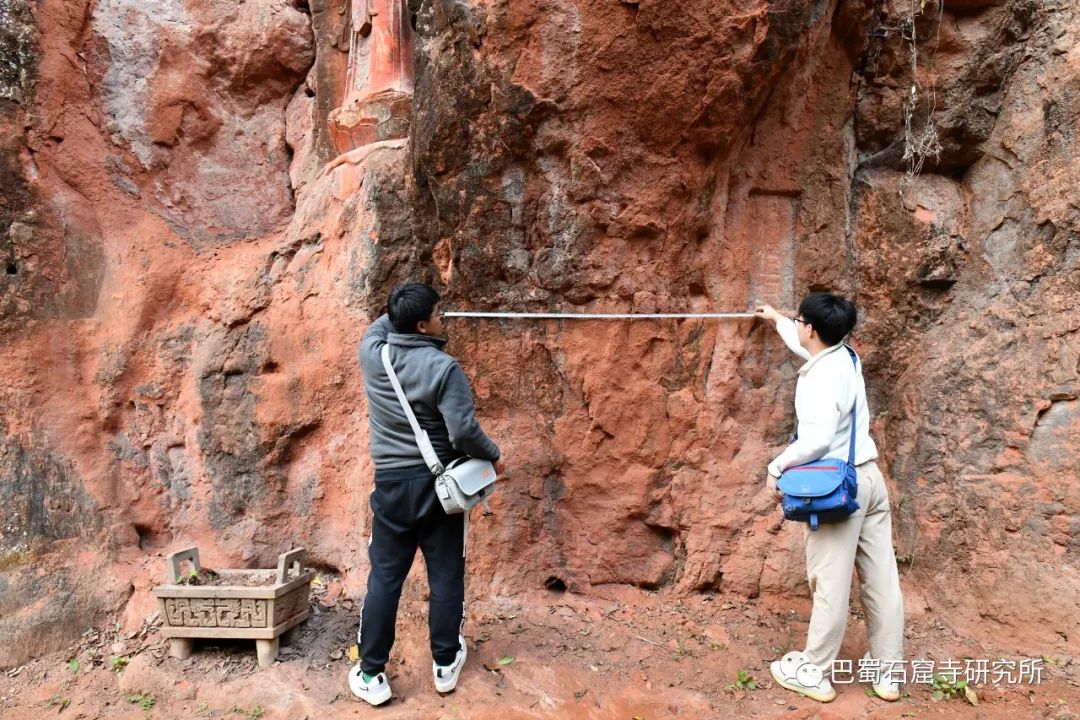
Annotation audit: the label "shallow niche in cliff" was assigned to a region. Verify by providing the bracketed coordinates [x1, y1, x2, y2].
[544, 576, 568, 593]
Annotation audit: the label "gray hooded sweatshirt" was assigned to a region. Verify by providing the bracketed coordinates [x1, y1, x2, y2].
[358, 314, 501, 469]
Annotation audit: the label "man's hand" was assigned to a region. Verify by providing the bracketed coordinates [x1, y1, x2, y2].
[755, 304, 781, 324]
[766, 472, 783, 502]
[493, 460, 504, 476]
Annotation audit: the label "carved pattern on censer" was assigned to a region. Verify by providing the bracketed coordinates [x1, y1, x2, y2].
[163, 598, 270, 628]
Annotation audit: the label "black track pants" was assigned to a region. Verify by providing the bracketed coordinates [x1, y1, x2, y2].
[358, 464, 465, 674]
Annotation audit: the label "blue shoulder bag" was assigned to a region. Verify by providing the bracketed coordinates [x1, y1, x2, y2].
[775, 346, 861, 530]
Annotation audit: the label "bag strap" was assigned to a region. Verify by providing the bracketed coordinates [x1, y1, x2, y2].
[845, 346, 858, 467]
[380, 344, 445, 475]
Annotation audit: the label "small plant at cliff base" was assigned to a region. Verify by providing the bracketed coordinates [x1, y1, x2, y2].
[46, 694, 70, 711]
[127, 691, 155, 711]
[110, 654, 130, 674]
[930, 674, 978, 705]
[726, 669, 760, 691]
[900, 0, 944, 188]
[231, 706, 264, 719]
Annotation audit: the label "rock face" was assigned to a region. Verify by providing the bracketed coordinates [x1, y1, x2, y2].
[0, 0, 1076, 667]
[91, 0, 314, 241]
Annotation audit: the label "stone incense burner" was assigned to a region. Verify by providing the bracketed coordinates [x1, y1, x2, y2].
[153, 547, 314, 667]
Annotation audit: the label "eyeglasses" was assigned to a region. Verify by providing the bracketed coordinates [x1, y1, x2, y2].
[792, 316, 811, 327]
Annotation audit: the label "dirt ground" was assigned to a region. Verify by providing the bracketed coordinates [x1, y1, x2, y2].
[1, 574, 1077, 720]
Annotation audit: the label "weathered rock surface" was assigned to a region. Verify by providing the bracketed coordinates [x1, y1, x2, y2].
[90, 0, 314, 241]
[0, 0, 1076, 668]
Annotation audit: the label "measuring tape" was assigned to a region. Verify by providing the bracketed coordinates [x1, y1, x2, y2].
[444, 311, 756, 320]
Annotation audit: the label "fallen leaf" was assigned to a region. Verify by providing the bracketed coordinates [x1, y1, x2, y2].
[964, 685, 979, 706]
[347, 645, 359, 663]
[498, 656, 515, 666]
[68, 659, 79, 673]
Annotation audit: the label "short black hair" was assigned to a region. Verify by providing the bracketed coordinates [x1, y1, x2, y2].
[798, 293, 857, 346]
[387, 283, 440, 333]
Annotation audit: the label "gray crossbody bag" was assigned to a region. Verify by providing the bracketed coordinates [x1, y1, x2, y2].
[380, 344, 497, 514]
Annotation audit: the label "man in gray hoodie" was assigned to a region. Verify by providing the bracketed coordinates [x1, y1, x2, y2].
[348, 283, 501, 705]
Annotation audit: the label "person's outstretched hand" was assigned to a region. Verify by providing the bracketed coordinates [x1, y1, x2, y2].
[766, 472, 783, 502]
[755, 304, 781, 323]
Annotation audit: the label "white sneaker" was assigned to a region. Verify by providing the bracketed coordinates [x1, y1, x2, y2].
[348, 664, 392, 706]
[433, 635, 467, 693]
[872, 673, 901, 701]
[864, 654, 902, 701]
[769, 651, 836, 703]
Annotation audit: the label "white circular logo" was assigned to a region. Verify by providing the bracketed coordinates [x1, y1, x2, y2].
[796, 662, 823, 687]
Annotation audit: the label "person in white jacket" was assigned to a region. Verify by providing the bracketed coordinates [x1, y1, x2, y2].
[756, 294, 904, 704]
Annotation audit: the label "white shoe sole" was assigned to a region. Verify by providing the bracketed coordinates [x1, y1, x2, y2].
[434, 642, 468, 693]
[770, 662, 836, 703]
[871, 684, 901, 701]
[349, 669, 392, 705]
[355, 686, 392, 706]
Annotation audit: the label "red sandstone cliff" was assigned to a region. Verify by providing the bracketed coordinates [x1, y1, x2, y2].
[0, 0, 1076, 670]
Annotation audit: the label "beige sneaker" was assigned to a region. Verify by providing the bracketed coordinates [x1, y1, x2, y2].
[769, 651, 836, 703]
[871, 670, 901, 701]
[866, 654, 902, 701]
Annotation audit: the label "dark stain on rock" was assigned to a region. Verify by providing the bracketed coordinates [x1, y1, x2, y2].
[197, 323, 272, 527]
[0, 427, 100, 553]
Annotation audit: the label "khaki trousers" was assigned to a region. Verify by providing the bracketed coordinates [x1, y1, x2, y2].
[803, 460, 905, 673]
